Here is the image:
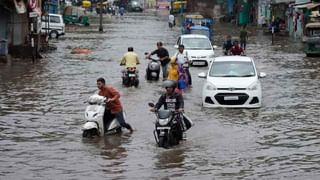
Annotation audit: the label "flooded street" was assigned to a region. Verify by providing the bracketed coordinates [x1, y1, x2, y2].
[1, 10, 320, 179]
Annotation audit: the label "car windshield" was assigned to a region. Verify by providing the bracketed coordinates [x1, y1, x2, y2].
[182, 38, 212, 50]
[209, 61, 256, 77]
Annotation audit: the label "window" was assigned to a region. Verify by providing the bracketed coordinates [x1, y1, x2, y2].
[182, 38, 212, 50]
[41, 16, 49, 22]
[209, 61, 256, 77]
[50, 16, 61, 23]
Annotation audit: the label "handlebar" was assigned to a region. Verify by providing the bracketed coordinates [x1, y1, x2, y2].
[146, 56, 160, 61]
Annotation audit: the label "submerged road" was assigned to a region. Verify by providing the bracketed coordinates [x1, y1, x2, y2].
[0, 10, 320, 179]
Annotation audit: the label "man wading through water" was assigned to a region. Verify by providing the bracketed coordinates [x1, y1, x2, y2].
[97, 78, 134, 133]
[146, 42, 170, 81]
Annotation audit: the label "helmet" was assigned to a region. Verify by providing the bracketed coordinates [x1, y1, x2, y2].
[163, 80, 176, 89]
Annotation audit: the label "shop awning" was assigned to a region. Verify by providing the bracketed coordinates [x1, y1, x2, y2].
[272, 0, 295, 4]
[294, 2, 320, 9]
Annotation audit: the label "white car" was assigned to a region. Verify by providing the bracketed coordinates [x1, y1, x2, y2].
[41, 14, 65, 39]
[175, 34, 215, 66]
[198, 56, 266, 108]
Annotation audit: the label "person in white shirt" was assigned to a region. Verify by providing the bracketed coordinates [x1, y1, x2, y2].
[168, 14, 175, 28]
[175, 44, 192, 85]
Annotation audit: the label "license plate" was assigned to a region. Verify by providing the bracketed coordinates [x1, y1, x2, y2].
[192, 61, 205, 65]
[128, 74, 136, 77]
[224, 96, 239, 100]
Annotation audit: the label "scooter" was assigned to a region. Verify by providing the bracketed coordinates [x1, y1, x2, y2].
[82, 94, 122, 138]
[121, 67, 139, 87]
[148, 103, 194, 148]
[146, 57, 160, 81]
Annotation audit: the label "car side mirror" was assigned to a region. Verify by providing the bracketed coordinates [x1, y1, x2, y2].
[212, 45, 218, 50]
[174, 45, 179, 49]
[198, 72, 206, 78]
[259, 72, 266, 78]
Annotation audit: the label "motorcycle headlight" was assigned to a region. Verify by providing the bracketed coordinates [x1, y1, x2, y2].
[205, 82, 217, 91]
[159, 118, 169, 126]
[247, 82, 259, 91]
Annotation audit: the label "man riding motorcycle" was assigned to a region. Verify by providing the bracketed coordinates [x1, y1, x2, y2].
[120, 47, 140, 78]
[150, 80, 187, 139]
[230, 41, 244, 56]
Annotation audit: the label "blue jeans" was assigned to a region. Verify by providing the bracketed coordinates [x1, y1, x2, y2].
[115, 111, 132, 130]
[240, 41, 246, 50]
[161, 63, 168, 80]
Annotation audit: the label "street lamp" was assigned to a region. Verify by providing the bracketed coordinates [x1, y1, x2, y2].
[99, 0, 103, 32]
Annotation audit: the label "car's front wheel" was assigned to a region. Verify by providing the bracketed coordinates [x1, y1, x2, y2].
[49, 30, 59, 39]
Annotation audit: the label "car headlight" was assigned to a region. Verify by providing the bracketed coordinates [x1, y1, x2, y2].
[159, 118, 169, 126]
[247, 82, 259, 91]
[205, 82, 217, 91]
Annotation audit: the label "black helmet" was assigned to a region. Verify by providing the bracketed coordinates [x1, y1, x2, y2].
[163, 80, 176, 89]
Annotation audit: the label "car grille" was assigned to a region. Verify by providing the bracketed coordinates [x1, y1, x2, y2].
[214, 93, 249, 105]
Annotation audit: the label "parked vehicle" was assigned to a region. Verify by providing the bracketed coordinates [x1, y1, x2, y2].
[188, 26, 212, 41]
[82, 94, 122, 138]
[170, 0, 187, 14]
[41, 14, 65, 39]
[146, 57, 161, 81]
[303, 22, 320, 57]
[63, 6, 90, 26]
[127, 0, 143, 12]
[175, 34, 215, 66]
[122, 67, 139, 87]
[198, 56, 266, 108]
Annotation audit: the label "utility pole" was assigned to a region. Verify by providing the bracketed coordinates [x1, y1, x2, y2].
[98, 0, 103, 32]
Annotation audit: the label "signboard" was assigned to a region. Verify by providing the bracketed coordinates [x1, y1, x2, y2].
[29, 12, 38, 18]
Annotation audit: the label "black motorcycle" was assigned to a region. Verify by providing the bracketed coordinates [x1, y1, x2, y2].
[148, 103, 186, 148]
[122, 67, 139, 87]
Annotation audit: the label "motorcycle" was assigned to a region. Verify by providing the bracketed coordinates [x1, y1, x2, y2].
[145, 56, 160, 81]
[82, 94, 122, 138]
[148, 103, 194, 148]
[121, 67, 139, 87]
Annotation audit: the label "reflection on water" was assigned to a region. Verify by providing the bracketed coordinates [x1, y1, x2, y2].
[154, 148, 186, 169]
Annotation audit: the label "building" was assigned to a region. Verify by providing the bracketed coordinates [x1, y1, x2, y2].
[0, 0, 44, 60]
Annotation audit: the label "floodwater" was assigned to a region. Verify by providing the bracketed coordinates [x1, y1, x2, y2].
[0, 10, 320, 179]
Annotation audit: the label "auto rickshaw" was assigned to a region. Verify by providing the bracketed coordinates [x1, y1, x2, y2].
[303, 22, 320, 57]
[63, 6, 90, 26]
[181, 14, 214, 41]
[170, 0, 187, 14]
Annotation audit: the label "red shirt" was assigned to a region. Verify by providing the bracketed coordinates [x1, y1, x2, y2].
[230, 46, 244, 55]
[98, 85, 122, 113]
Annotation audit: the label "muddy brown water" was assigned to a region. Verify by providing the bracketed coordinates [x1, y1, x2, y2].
[0, 10, 320, 179]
